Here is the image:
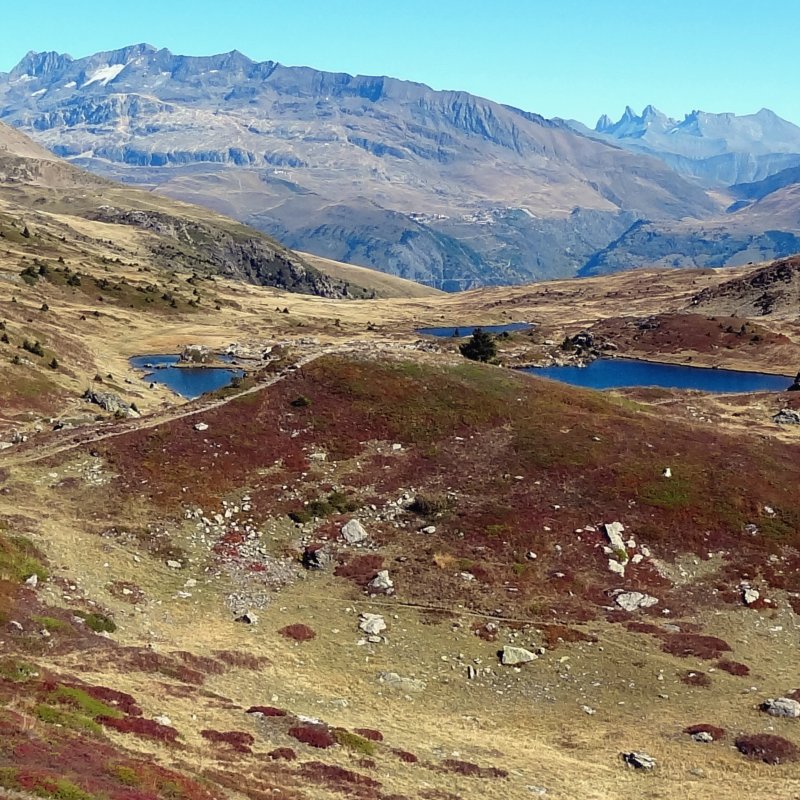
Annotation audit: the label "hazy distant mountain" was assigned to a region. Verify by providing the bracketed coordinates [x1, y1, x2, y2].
[0, 45, 723, 288]
[568, 105, 800, 186]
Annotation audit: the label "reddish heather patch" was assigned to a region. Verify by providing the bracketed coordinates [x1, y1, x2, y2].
[334, 554, 385, 587]
[201, 729, 254, 754]
[716, 659, 750, 677]
[539, 624, 597, 649]
[787, 688, 800, 702]
[392, 748, 418, 763]
[625, 621, 667, 637]
[679, 670, 712, 688]
[97, 715, 179, 743]
[287, 724, 335, 749]
[247, 706, 288, 717]
[354, 728, 384, 742]
[278, 623, 316, 642]
[735, 733, 799, 764]
[58, 682, 142, 716]
[268, 747, 297, 761]
[661, 634, 731, 660]
[298, 762, 380, 791]
[684, 724, 725, 741]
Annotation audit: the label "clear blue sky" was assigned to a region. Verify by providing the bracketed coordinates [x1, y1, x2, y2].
[1, 0, 798, 126]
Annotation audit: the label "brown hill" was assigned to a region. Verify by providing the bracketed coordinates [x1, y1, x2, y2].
[689, 255, 800, 317]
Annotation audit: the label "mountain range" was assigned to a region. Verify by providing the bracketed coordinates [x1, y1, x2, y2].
[4, 45, 800, 286]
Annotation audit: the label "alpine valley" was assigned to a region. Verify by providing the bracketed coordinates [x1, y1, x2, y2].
[5, 45, 800, 289]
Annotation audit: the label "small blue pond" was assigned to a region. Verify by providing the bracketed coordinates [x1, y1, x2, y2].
[417, 322, 533, 338]
[129, 354, 243, 399]
[526, 358, 793, 393]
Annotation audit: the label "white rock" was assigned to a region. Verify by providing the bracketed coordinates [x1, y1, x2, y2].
[663, 467, 672, 478]
[153, 714, 172, 726]
[500, 645, 537, 666]
[762, 697, 800, 718]
[691, 731, 714, 743]
[368, 570, 394, 592]
[421, 525, 436, 534]
[604, 521, 626, 551]
[743, 587, 760, 605]
[341, 519, 368, 544]
[615, 591, 659, 612]
[166, 560, 182, 569]
[622, 751, 656, 770]
[359, 613, 387, 636]
[608, 559, 626, 576]
[24, 574, 39, 588]
[194, 422, 209, 432]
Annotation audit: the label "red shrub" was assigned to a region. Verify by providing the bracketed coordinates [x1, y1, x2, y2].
[299, 762, 380, 790]
[334, 554, 385, 586]
[278, 624, 316, 642]
[679, 670, 712, 687]
[354, 728, 383, 741]
[735, 734, 799, 764]
[716, 659, 750, 677]
[97, 715, 178, 743]
[393, 748, 418, 763]
[201, 729, 255, 754]
[786, 688, 800, 702]
[661, 634, 731, 659]
[684, 724, 725, 741]
[625, 621, 666, 637]
[287, 724, 335, 749]
[267, 747, 297, 761]
[246, 706, 287, 717]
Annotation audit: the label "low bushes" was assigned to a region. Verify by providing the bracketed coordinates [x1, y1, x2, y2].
[735, 734, 798, 764]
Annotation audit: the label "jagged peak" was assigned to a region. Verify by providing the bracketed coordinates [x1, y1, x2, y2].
[9, 50, 74, 78]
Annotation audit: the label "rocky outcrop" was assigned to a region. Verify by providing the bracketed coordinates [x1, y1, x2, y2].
[83, 389, 139, 418]
[86, 207, 350, 298]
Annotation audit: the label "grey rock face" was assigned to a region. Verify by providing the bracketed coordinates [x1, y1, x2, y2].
[761, 697, 800, 718]
[83, 389, 139, 418]
[614, 591, 659, 612]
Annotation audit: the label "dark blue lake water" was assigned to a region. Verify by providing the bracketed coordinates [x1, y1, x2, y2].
[417, 323, 533, 338]
[129, 354, 243, 399]
[526, 359, 793, 393]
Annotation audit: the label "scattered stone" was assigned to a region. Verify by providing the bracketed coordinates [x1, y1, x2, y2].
[368, 570, 394, 593]
[194, 422, 209, 432]
[500, 646, 537, 666]
[166, 560, 182, 569]
[359, 613, 387, 636]
[663, 467, 672, 478]
[622, 751, 656, 770]
[761, 697, 800, 718]
[153, 714, 172, 726]
[421, 525, 437, 534]
[377, 672, 426, 692]
[24, 574, 38, 588]
[615, 591, 659, 612]
[742, 587, 760, 605]
[235, 611, 258, 625]
[691, 731, 714, 743]
[604, 521, 626, 550]
[341, 519, 368, 544]
[608, 559, 626, 577]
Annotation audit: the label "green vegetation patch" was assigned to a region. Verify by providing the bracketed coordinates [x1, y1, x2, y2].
[289, 490, 361, 523]
[72, 612, 117, 634]
[333, 729, 377, 755]
[34, 703, 102, 735]
[49, 685, 123, 719]
[0, 533, 48, 583]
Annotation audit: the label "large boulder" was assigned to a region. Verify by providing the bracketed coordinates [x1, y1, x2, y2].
[83, 389, 139, 418]
[761, 697, 800, 718]
[500, 645, 537, 666]
[615, 591, 659, 612]
[341, 519, 368, 544]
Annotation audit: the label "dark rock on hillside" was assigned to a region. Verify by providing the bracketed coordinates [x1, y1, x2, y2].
[87, 206, 349, 298]
[688, 255, 800, 316]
